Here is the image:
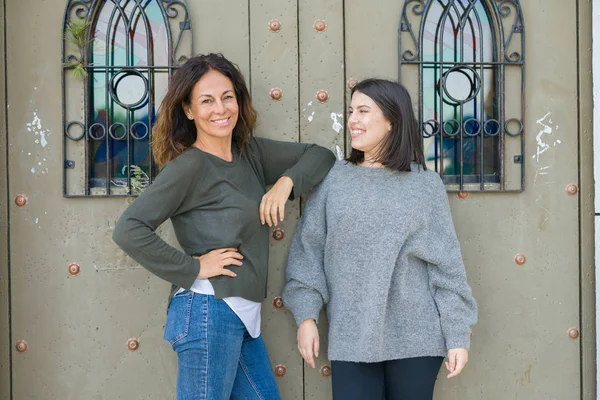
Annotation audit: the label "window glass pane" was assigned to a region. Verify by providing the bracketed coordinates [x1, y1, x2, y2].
[422, 0, 499, 182]
[88, 0, 168, 191]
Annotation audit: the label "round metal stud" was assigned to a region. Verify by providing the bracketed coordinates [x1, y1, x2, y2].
[268, 19, 281, 32]
[514, 253, 526, 266]
[274, 364, 286, 377]
[68, 262, 81, 276]
[14, 194, 27, 207]
[272, 296, 284, 310]
[316, 90, 329, 103]
[346, 79, 357, 90]
[270, 87, 283, 101]
[272, 228, 285, 241]
[566, 184, 578, 195]
[567, 328, 579, 339]
[320, 365, 332, 377]
[127, 338, 140, 351]
[457, 192, 469, 200]
[15, 340, 28, 353]
[314, 19, 327, 32]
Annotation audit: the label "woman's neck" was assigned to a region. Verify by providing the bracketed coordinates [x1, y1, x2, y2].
[193, 135, 233, 161]
[360, 152, 384, 168]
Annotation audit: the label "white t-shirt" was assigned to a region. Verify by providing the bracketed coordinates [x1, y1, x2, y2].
[175, 279, 261, 338]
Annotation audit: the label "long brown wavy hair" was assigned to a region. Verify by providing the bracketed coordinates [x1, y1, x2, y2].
[152, 53, 257, 167]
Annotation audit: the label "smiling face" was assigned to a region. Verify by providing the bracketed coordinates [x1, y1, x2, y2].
[347, 90, 392, 163]
[183, 69, 239, 144]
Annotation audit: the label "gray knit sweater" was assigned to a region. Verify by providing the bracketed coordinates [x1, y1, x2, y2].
[282, 161, 477, 362]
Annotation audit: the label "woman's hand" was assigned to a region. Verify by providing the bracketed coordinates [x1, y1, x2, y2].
[260, 176, 294, 227]
[297, 319, 320, 368]
[194, 248, 243, 279]
[445, 348, 468, 378]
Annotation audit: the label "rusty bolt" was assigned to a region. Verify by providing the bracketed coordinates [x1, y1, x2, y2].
[346, 79, 358, 90]
[270, 88, 283, 101]
[567, 328, 579, 339]
[320, 365, 332, 377]
[314, 19, 327, 32]
[14, 194, 27, 207]
[457, 192, 469, 200]
[566, 184, 578, 195]
[272, 296, 284, 310]
[272, 228, 285, 241]
[268, 19, 281, 32]
[316, 90, 329, 103]
[514, 253, 526, 266]
[68, 262, 81, 276]
[15, 340, 28, 353]
[274, 364, 286, 377]
[127, 338, 140, 351]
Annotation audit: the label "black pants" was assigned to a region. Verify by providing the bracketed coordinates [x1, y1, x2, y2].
[331, 357, 444, 400]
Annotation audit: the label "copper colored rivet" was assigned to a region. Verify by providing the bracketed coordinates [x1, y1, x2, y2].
[68, 262, 81, 276]
[457, 192, 469, 200]
[274, 364, 286, 377]
[268, 19, 281, 32]
[514, 253, 526, 266]
[566, 184, 578, 195]
[14, 194, 27, 207]
[272, 296, 284, 310]
[316, 90, 329, 103]
[15, 340, 28, 353]
[567, 328, 579, 339]
[314, 19, 327, 32]
[346, 79, 357, 90]
[127, 338, 140, 351]
[270, 87, 283, 101]
[320, 365, 332, 377]
[272, 228, 285, 241]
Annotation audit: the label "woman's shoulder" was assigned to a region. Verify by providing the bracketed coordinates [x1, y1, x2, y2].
[159, 147, 206, 175]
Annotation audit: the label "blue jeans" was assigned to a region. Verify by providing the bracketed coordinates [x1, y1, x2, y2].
[164, 291, 281, 400]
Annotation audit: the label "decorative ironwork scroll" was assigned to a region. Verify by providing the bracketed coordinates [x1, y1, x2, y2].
[399, 0, 524, 191]
[62, 0, 192, 196]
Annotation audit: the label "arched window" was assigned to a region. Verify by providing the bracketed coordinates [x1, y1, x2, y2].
[62, 0, 192, 196]
[399, 0, 524, 191]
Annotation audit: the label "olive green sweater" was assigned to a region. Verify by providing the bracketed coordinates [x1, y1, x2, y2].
[112, 137, 335, 302]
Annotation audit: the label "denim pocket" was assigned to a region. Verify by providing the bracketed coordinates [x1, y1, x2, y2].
[164, 291, 194, 347]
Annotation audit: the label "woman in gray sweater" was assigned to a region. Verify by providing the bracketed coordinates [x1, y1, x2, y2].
[282, 79, 477, 400]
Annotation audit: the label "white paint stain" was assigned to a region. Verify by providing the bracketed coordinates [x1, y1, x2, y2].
[26, 110, 50, 148]
[31, 167, 35, 173]
[335, 145, 344, 161]
[532, 112, 553, 162]
[330, 112, 344, 133]
[35, 218, 39, 224]
[307, 111, 315, 122]
[307, 101, 313, 106]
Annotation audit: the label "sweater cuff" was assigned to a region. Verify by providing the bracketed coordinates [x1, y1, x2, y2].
[173, 257, 200, 290]
[288, 295, 323, 327]
[282, 171, 303, 201]
[445, 330, 472, 351]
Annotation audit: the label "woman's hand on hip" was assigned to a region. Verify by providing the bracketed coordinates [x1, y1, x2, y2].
[260, 176, 294, 227]
[445, 348, 468, 378]
[297, 319, 319, 368]
[194, 248, 243, 279]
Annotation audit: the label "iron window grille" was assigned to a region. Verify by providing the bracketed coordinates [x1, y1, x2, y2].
[62, 0, 192, 197]
[399, 0, 525, 191]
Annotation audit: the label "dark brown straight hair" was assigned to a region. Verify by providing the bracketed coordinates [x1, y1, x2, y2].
[347, 78, 426, 171]
[152, 53, 257, 167]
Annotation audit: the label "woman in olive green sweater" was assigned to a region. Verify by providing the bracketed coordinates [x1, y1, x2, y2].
[112, 53, 335, 400]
